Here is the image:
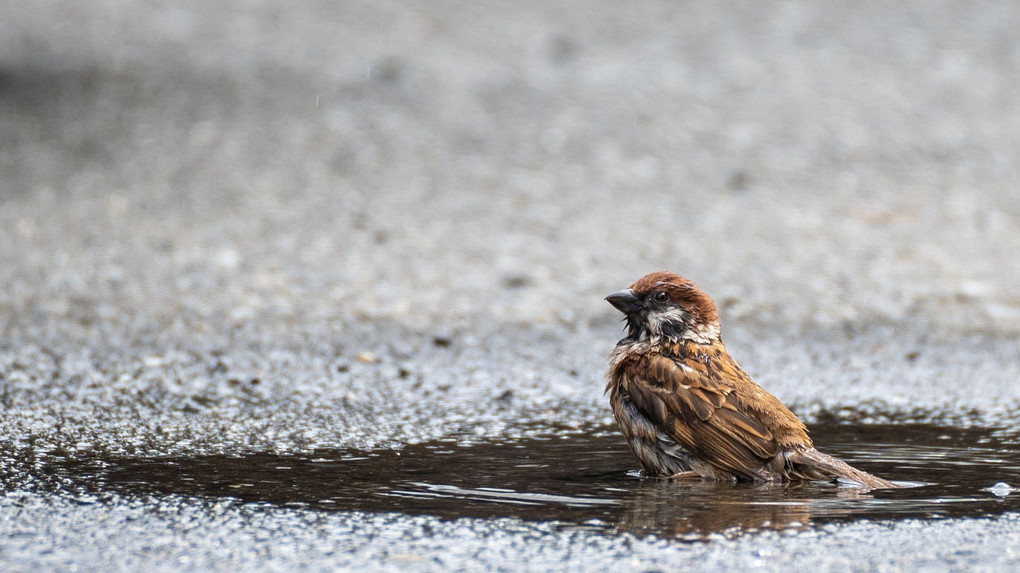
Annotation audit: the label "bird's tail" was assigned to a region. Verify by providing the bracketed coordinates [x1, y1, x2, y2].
[787, 447, 898, 489]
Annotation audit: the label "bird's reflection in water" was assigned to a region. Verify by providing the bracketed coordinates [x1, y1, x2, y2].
[615, 477, 890, 538]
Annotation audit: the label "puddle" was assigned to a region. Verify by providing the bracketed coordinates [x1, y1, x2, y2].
[30, 423, 1020, 538]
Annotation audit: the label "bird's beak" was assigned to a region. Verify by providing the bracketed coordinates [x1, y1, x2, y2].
[605, 289, 642, 314]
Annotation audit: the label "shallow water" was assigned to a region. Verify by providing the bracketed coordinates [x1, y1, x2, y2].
[32, 423, 1020, 539]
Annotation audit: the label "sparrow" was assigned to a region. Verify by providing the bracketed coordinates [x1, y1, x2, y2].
[605, 271, 897, 488]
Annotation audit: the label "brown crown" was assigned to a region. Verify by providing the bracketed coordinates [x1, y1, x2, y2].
[629, 271, 719, 326]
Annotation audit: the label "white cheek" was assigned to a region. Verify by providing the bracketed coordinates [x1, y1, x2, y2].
[643, 307, 721, 344]
[645, 308, 688, 334]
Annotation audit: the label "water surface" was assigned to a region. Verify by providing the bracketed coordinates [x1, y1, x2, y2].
[32, 423, 1020, 539]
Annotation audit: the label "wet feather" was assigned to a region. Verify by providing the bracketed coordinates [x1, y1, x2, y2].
[606, 271, 898, 488]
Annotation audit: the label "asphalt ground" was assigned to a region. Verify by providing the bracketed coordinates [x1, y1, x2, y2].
[3, 1, 1020, 570]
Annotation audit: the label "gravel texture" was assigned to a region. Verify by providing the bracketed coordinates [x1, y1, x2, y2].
[3, 1, 1020, 570]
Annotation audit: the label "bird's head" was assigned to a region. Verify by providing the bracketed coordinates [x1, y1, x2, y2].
[605, 271, 720, 344]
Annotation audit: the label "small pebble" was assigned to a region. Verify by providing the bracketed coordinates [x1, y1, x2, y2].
[985, 482, 1014, 497]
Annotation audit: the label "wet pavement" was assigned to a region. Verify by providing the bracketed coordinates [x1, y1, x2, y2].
[4, 1, 1020, 571]
[30, 423, 1020, 532]
[5, 422, 1020, 571]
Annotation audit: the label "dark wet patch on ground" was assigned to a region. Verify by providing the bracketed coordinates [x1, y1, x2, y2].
[24, 423, 1020, 539]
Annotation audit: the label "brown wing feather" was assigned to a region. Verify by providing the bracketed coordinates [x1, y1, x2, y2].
[623, 353, 781, 480]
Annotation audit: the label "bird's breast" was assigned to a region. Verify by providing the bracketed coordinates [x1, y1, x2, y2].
[609, 379, 694, 476]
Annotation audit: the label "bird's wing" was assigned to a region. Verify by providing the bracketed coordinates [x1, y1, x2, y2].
[622, 352, 779, 480]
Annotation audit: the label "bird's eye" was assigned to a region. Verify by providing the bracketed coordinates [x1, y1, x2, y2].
[654, 291, 668, 302]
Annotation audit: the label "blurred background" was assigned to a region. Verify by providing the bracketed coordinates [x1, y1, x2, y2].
[5, 0, 1020, 453]
[3, 2, 1020, 568]
[4, 1, 1020, 343]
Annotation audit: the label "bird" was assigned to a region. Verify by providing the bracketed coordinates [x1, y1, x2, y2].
[604, 271, 897, 488]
